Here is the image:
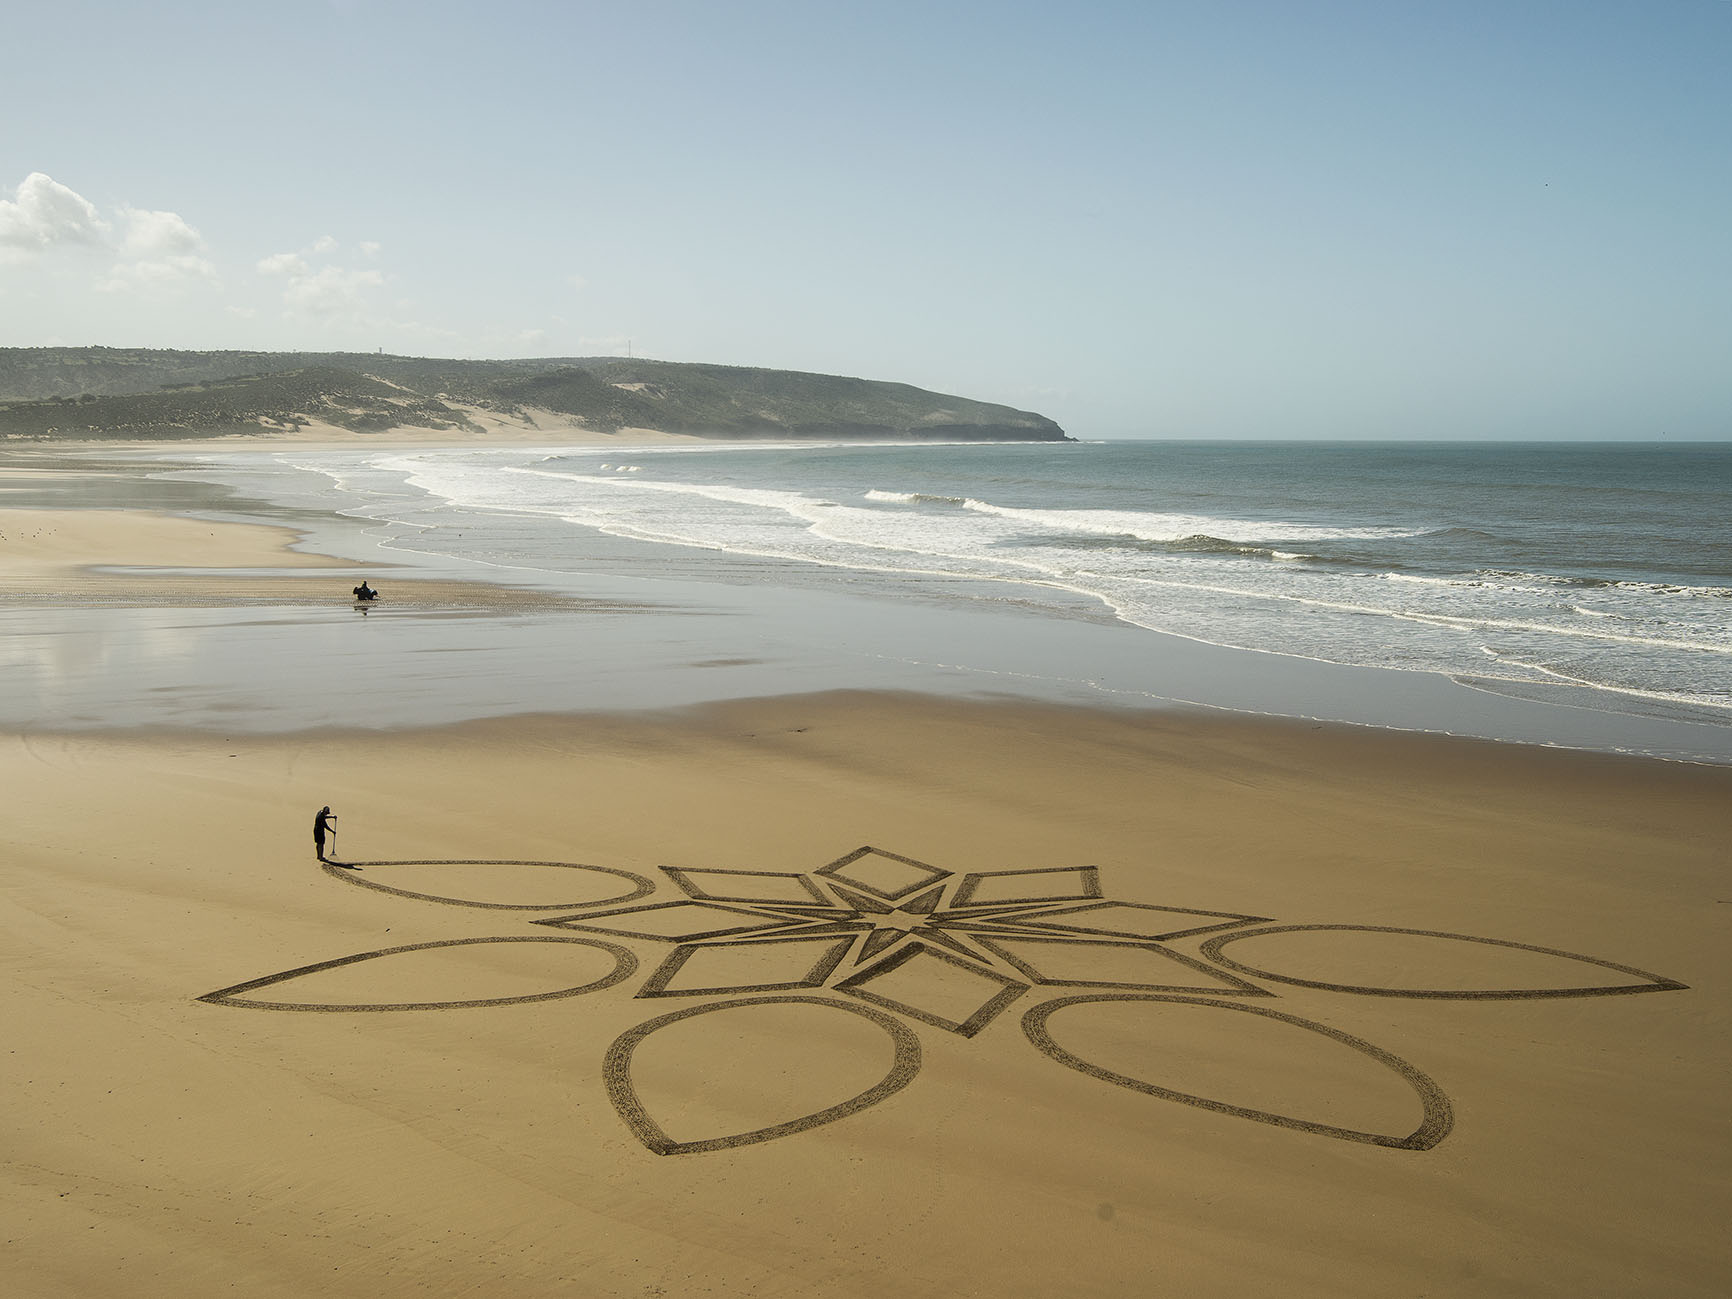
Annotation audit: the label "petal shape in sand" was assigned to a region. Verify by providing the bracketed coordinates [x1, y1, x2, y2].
[1023, 993, 1453, 1150]
[604, 994, 922, 1155]
[1199, 925, 1688, 1000]
[321, 859, 654, 910]
[198, 936, 637, 1011]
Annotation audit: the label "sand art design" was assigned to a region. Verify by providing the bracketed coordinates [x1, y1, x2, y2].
[199, 847, 1687, 1156]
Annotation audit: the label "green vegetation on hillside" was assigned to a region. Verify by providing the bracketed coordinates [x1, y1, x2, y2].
[0, 364, 477, 440]
[0, 347, 1069, 442]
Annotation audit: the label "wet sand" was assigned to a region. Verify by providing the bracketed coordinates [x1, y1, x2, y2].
[5, 467, 1731, 758]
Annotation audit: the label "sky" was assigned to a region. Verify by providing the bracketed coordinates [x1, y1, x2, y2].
[2, 0, 1728, 440]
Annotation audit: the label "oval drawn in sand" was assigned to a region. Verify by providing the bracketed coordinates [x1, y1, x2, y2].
[1023, 993, 1453, 1150]
[198, 936, 637, 1011]
[1199, 925, 1688, 1000]
[604, 995, 922, 1156]
[321, 859, 655, 910]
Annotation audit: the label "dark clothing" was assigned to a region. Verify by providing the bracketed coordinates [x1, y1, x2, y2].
[314, 808, 335, 857]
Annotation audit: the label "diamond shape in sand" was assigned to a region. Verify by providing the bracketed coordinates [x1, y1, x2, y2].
[835, 941, 1027, 1037]
[814, 847, 951, 903]
[637, 936, 856, 997]
[949, 866, 1103, 908]
[534, 900, 796, 942]
[991, 900, 1270, 942]
[660, 867, 831, 907]
[968, 934, 1269, 994]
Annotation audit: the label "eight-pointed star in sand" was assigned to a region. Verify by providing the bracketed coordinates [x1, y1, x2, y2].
[533, 847, 1273, 1027]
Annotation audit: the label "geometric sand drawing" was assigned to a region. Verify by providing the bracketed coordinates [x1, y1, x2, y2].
[1198, 925, 1690, 1000]
[200, 846, 1688, 1156]
[198, 935, 639, 1011]
[318, 858, 654, 910]
[604, 994, 923, 1155]
[1023, 994, 1456, 1150]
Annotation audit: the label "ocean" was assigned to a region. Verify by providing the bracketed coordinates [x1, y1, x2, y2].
[222, 439, 1730, 717]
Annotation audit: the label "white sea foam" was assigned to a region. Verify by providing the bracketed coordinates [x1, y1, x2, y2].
[953, 497, 1424, 544]
[313, 444, 1732, 725]
[1477, 649, 1732, 713]
[863, 486, 1426, 544]
[1482, 569, 1732, 599]
[864, 488, 967, 505]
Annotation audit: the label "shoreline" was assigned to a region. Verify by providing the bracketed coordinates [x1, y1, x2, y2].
[3, 443, 1731, 762]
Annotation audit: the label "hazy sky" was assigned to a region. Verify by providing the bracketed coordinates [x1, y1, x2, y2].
[3, 1, 1728, 439]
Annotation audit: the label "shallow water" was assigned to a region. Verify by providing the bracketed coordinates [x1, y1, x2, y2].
[6, 440, 1730, 760]
[198, 441, 1732, 713]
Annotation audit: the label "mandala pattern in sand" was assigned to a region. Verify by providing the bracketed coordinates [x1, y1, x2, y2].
[199, 846, 1687, 1156]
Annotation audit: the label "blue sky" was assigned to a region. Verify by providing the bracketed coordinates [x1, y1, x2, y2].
[2, 0, 1727, 438]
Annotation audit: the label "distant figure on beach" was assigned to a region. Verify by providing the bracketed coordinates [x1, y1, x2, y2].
[314, 806, 337, 861]
[352, 580, 377, 602]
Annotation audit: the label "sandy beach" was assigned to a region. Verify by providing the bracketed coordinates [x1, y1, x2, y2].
[3, 444, 1730, 1297]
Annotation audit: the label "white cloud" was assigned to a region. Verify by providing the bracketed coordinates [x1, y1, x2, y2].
[282, 265, 385, 315]
[96, 256, 217, 293]
[121, 206, 204, 258]
[0, 175, 217, 290]
[258, 251, 308, 276]
[257, 236, 386, 316]
[359, 240, 381, 257]
[568, 274, 588, 292]
[97, 205, 216, 291]
[0, 172, 108, 255]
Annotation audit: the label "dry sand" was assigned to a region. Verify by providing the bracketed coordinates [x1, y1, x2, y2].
[3, 490, 1730, 1297]
[0, 506, 346, 575]
[0, 506, 629, 612]
[0, 408, 712, 453]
